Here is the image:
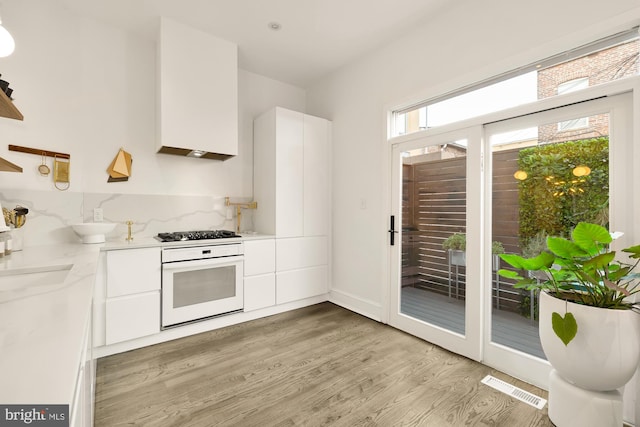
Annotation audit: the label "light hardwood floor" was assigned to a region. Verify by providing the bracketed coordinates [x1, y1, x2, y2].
[95, 303, 553, 426]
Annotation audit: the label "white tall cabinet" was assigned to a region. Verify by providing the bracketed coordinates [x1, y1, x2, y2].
[254, 107, 331, 304]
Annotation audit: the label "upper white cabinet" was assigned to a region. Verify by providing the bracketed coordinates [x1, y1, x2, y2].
[254, 107, 331, 237]
[157, 17, 238, 160]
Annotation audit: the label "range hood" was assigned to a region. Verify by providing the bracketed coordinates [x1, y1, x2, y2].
[156, 17, 238, 160]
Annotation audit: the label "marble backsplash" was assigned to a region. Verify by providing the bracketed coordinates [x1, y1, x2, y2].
[0, 189, 254, 247]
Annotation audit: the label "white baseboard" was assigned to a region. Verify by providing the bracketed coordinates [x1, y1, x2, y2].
[94, 295, 329, 358]
[329, 289, 382, 322]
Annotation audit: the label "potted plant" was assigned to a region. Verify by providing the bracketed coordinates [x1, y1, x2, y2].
[442, 233, 505, 269]
[442, 232, 466, 266]
[498, 222, 640, 427]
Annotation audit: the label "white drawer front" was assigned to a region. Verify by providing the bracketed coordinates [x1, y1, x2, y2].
[106, 292, 160, 345]
[276, 236, 327, 272]
[244, 239, 276, 276]
[276, 266, 328, 304]
[244, 273, 276, 311]
[107, 247, 160, 298]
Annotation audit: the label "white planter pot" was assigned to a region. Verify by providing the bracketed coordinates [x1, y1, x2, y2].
[539, 290, 640, 391]
[448, 249, 465, 267]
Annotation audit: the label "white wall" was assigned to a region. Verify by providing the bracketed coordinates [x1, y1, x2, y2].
[306, 0, 640, 320]
[0, 0, 305, 199]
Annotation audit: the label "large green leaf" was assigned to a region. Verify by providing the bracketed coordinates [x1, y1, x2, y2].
[552, 311, 578, 346]
[520, 252, 555, 271]
[497, 269, 522, 280]
[584, 251, 615, 270]
[499, 253, 527, 269]
[547, 237, 586, 259]
[572, 222, 612, 253]
[622, 245, 640, 259]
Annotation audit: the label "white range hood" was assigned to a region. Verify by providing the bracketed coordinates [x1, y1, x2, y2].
[157, 17, 238, 160]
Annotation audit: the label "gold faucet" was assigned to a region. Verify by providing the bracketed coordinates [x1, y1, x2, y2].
[225, 197, 258, 234]
[125, 220, 134, 241]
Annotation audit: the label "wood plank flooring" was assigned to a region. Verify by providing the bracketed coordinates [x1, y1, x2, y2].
[95, 303, 553, 426]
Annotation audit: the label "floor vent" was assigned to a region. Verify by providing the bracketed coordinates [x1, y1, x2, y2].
[481, 375, 547, 409]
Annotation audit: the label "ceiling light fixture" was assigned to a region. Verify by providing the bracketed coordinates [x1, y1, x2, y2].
[0, 9, 15, 58]
[268, 22, 281, 31]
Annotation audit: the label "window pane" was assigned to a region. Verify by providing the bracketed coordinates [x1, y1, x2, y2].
[491, 111, 610, 359]
[393, 37, 638, 137]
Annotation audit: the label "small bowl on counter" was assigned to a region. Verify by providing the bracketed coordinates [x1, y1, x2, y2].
[71, 222, 116, 244]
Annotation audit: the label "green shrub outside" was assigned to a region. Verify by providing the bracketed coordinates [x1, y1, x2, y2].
[518, 137, 609, 249]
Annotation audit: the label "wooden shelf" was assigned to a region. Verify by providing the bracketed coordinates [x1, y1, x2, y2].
[0, 156, 22, 172]
[0, 88, 23, 121]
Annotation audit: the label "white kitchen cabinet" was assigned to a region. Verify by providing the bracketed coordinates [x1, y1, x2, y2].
[105, 292, 161, 345]
[106, 247, 160, 298]
[243, 239, 276, 312]
[244, 239, 276, 276]
[303, 114, 331, 236]
[276, 236, 328, 272]
[70, 309, 94, 427]
[104, 247, 161, 345]
[254, 107, 331, 304]
[254, 107, 331, 237]
[276, 266, 328, 305]
[157, 17, 238, 159]
[244, 274, 276, 311]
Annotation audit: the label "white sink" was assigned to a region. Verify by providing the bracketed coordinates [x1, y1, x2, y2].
[71, 222, 116, 243]
[0, 264, 73, 296]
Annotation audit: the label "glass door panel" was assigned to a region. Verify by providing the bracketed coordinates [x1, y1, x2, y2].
[390, 126, 482, 361]
[490, 111, 610, 360]
[400, 142, 468, 334]
[484, 93, 631, 388]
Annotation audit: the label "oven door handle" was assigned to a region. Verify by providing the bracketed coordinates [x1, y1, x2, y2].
[161, 255, 244, 271]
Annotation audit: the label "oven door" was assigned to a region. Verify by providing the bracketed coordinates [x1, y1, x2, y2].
[161, 255, 244, 328]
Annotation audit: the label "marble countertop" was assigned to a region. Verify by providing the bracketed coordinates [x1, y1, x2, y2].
[0, 244, 101, 405]
[101, 232, 275, 251]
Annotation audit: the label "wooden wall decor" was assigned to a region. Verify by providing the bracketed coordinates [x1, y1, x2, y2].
[107, 148, 132, 182]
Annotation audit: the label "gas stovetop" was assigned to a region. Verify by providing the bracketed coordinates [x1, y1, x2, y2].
[156, 230, 240, 242]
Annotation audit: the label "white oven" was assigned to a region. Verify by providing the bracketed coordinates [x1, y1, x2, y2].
[161, 242, 243, 328]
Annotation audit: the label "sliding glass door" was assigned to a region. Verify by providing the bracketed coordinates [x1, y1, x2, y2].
[389, 126, 482, 361]
[389, 90, 634, 387]
[483, 92, 633, 387]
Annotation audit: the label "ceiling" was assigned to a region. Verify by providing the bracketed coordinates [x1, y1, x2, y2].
[59, 0, 450, 88]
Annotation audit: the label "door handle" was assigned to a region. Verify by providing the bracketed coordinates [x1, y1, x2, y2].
[388, 215, 399, 246]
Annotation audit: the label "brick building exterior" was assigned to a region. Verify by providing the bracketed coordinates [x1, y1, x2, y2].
[537, 39, 639, 143]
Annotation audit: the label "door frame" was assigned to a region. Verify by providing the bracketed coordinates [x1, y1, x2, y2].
[388, 125, 484, 362]
[385, 77, 640, 390]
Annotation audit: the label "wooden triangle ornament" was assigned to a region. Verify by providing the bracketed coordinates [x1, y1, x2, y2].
[107, 148, 132, 182]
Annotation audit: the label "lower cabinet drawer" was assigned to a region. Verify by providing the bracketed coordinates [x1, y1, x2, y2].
[244, 273, 276, 312]
[105, 292, 160, 345]
[276, 266, 328, 305]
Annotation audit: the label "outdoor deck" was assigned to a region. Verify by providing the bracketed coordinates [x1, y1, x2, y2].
[401, 286, 545, 359]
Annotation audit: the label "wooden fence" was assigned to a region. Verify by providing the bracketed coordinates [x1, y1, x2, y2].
[402, 148, 525, 312]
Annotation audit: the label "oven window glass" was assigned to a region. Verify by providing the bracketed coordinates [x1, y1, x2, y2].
[173, 265, 236, 308]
